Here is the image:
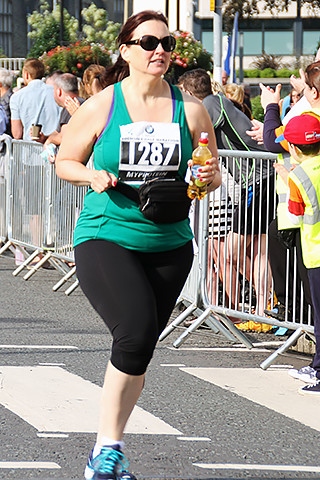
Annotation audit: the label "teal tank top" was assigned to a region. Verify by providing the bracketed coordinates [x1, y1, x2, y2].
[73, 81, 194, 252]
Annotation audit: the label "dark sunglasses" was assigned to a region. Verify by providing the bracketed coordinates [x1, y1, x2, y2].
[125, 35, 176, 52]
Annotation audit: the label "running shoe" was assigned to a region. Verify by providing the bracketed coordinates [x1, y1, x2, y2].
[288, 365, 317, 384]
[84, 445, 136, 480]
[264, 302, 289, 321]
[121, 473, 137, 479]
[299, 380, 320, 395]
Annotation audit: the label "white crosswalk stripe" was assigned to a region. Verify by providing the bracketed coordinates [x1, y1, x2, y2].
[180, 366, 320, 431]
[0, 365, 181, 435]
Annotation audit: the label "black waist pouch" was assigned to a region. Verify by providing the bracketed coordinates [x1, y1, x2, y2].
[115, 178, 192, 224]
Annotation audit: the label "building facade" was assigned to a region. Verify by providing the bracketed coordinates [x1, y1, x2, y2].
[0, 0, 319, 65]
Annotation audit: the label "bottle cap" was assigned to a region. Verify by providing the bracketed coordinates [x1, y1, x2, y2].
[199, 132, 208, 144]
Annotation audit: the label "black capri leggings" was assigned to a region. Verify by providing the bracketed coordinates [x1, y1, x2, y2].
[75, 239, 193, 376]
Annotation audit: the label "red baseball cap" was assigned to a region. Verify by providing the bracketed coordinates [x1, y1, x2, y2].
[275, 112, 320, 145]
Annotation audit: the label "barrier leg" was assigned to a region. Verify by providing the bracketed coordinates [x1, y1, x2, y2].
[53, 266, 77, 292]
[23, 251, 52, 280]
[214, 313, 253, 349]
[260, 327, 304, 370]
[12, 249, 41, 277]
[159, 302, 197, 341]
[0, 240, 14, 255]
[173, 307, 212, 348]
[204, 314, 245, 343]
[65, 279, 79, 295]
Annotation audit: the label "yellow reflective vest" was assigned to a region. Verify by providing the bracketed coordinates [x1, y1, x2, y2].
[288, 154, 320, 269]
[276, 153, 299, 230]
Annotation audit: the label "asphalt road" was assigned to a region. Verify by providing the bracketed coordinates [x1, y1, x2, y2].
[0, 251, 319, 480]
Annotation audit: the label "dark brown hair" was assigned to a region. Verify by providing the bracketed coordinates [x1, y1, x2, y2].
[106, 10, 169, 84]
[178, 68, 212, 100]
[305, 60, 320, 93]
[117, 10, 168, 46]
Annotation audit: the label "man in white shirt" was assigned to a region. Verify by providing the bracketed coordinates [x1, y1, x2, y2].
[10, 58, 60, 141]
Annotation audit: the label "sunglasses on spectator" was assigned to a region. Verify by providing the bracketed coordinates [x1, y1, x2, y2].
[125, 35, 176, 52]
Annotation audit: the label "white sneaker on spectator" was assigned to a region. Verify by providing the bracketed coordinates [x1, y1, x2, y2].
[288, 365, 317, 384]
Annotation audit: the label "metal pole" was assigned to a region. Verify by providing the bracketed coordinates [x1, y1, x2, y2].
[60, 0, 64, 46]
[123, 0, 129, 23]
[239, 31, 244, 83]
[213, 0, 222, 83]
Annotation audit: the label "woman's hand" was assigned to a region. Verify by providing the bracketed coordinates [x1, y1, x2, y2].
[260, 82, 282, 111]
[290, 69, 306, 94]
[246, 119, 264, 144]
[188, 156, 220, 188]
[90, 170, 118, 193]
[65, 96, 81, 116]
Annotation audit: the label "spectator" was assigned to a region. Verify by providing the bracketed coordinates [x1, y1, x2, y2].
[9, 58, 60, 141]
[178, 68, 274, 324]
[37, 73, 85, 150]
[45, 70, 64, 86]
[260, 67, 314, 334]
[80, 64, 110, 99]
[55, 10, 221, 479]
[221, 69, 229, 86]
[0, 67, 14, 135]
[224, 82, 252, 119]
[66, 65, 110, 116]
[0, 104, 7, 135]
[279, 88, 301, 121]
[246, 48, 320, 143]
[274, 112, 320, 395]
[242, 82, 252, 113]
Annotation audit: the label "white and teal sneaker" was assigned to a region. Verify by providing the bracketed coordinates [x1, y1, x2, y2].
[84, 445, 136, 480]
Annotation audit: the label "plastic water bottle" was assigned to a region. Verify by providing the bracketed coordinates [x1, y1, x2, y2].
[187, 132, 212, 200]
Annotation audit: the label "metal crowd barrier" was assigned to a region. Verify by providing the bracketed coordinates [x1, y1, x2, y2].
[0, 135, 11, 247]
[161, 150, 315, 367]
[0, 138, 88, 292]
[0, 139, 315, 367]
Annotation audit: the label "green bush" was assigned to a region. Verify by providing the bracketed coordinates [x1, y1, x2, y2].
[244, 69, 260, 78]
[260, 68, 277, 78]
[244, 67, 300, 79]
[276, 68, 292, 78]
[251, 95, 264, 122]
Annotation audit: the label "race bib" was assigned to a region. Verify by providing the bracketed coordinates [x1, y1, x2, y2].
[118, 122, 181, 184]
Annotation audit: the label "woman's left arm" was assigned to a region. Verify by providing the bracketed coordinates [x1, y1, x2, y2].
[183, 93, 221, 192]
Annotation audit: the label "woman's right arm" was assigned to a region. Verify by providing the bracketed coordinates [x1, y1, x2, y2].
[55, 86, 117, 191]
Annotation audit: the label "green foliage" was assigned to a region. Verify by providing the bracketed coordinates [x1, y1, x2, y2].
[245, 69, 261, 78]
[166, 31, 213, 83]
[0, 47, 6, 58]
[27, 1, 120, 61]
[81, 3, 120, 51]
[243, 67, 300, 78]
[27, 0, 78, 58]
[251, 95, 264, 122]
[40, 42, 112, 76]
[276, 68, 292, 78]
[260, 67, 277, 78]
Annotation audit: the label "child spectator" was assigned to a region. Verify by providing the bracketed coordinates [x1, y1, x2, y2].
[275, 112, 320, 395]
